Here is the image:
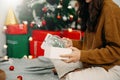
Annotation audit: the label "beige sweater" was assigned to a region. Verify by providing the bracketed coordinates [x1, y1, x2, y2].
[73, 0, 120, 70]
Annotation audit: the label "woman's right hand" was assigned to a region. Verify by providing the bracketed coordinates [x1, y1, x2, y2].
[60, 47, 81, 63]
[61, 37, 73, 48]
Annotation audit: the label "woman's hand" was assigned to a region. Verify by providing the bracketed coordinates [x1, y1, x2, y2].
[60, 47, 81, 63]
[61, 37, 73, 48]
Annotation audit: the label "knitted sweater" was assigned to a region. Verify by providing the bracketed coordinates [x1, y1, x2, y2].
[73, 0, 120, 70]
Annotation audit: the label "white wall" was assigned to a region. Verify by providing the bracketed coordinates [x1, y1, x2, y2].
[0, 1, 8, 57]
[0, 0, 19, 57]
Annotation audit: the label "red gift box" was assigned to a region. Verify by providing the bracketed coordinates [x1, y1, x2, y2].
[32, 30, 61, 41]
[6, 24, 27, 34]
[62, 29, 84, 40]
[29, 40, 44, 58]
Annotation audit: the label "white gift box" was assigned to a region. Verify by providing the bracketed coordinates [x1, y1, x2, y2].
[44, 46, 72, 59]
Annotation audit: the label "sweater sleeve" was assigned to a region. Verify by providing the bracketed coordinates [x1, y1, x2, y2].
[72, 39, 83, 49]
[80, 2, 120, 65]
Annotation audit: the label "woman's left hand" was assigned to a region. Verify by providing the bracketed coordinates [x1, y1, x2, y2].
[61, 37, 73, 48]
[60, 47, 81, 63]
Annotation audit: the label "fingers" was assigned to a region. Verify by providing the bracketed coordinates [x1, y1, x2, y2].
[60, 54, 70, 58]
[61, 37, 73, 47]
[60, 47, 81, 63]
[62, 58, 74, 63]
[60, 54, 73, 63]
[60, 54, 76, 63]
[62, 57, 77, 63]
[70, 47, 78, 51]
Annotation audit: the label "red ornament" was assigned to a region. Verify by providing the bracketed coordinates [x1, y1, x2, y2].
[77, 18, 81, 23]
[17, 75, 23, 80]
[30, 22, 35, 28]
[42, 7, 47, 13]
[69, 15, 73, 21]
[42, 20, 46, 26]
[30, 23, 34, 28]
[9, 65, 14, 71]
[57, 15, 61, 19]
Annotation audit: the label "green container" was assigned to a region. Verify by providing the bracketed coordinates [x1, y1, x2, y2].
[6, 34, 30, 58]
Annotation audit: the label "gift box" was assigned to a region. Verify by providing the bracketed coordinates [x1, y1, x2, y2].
[43, 46, 72, 59]
[6, 24, 27, 34]
[29, 40, 44, 58]
[32, 30, 61, 41]
[6, 34, 29, 58]
[62, 29, 84, 40]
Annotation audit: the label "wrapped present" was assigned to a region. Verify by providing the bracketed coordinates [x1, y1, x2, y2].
[5, 24, 27, 34]
[62, 29, 84, 40]
[29, 40, 44, 58]
[32, 30, 61, 41]
[6, 34, 29, 58]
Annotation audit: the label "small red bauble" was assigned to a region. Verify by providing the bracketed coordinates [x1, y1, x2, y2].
[42, 20, 46, 26]
[77, 18, 81, 23]
[42, 7, 47, 13]
[69, 15, 73, 21]
[17, 75, 23, 80]
[30, 21, 35, 28]
[9, 65, 14, 71]
[57, 15, 61, 19]
[30, 23, 34, 28]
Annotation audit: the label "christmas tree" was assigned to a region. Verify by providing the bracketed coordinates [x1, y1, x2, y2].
[17, 0, 34, 23]
[17, 0, 81, 31]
